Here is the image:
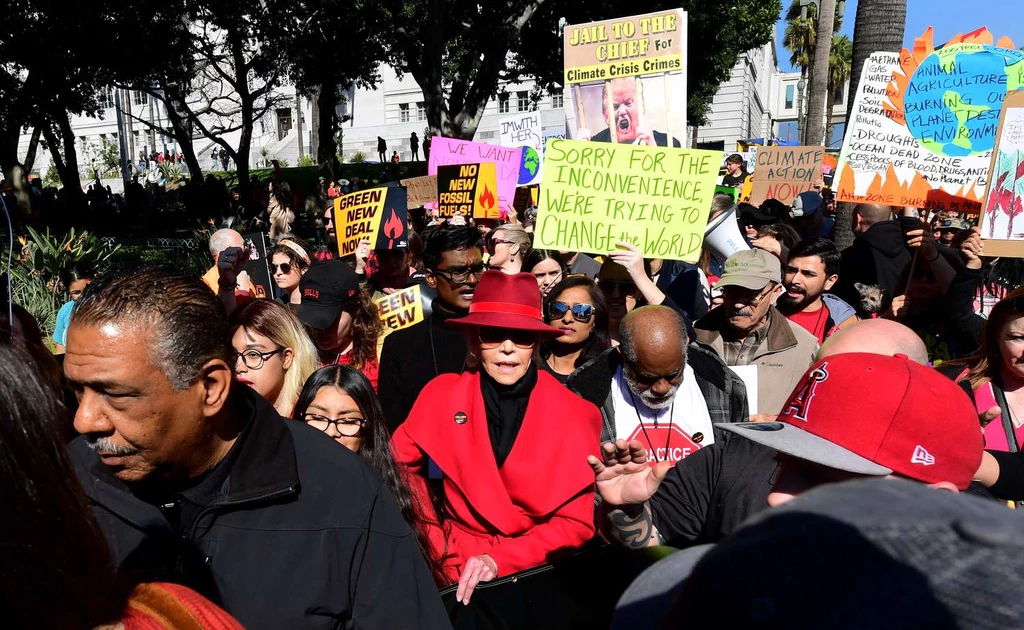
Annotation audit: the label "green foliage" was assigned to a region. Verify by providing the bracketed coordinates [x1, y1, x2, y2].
[350, 150, 367, 163]
[829, 34, 853, 93]
[42, 167, 62, 189]
[276, 158, 290, 168]
[6, 264, 64, 341]
[159, 160, 185, 184]
[298, 154, 315, 167]
[19, 226, 120, 293]
[99, 137, 121, 177]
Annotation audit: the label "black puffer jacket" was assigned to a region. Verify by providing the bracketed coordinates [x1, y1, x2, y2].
[834, 220, 912, 308]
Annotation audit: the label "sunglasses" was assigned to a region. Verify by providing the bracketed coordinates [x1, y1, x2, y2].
[271, 262, 294, 275]
[547, 301, 594, 323]
[599, 279, 638, 296]
[486, 238, 515, 255]
[477, 327, 538, 350]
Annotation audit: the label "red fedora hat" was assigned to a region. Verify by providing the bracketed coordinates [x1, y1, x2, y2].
[448, 270, 562, 336]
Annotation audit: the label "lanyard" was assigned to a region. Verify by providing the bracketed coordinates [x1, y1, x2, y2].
[627, 388, 674, 463]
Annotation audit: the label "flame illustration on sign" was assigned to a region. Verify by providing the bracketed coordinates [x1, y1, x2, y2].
[479, 183, 495, 210]
[383, 209, 404, 249]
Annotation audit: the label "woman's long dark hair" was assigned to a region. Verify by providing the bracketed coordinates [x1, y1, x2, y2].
[0, 343, 122, 628]
[292, 366, 440, 575]
[350, 290, 383, 369]
[541, 275, 611, 368]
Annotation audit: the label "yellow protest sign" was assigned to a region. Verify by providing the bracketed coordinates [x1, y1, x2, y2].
[332, 187, 409, 257]
[534, 138, 719, 262]
[436, 163, 500, 218]
[375, 284, 425, 335]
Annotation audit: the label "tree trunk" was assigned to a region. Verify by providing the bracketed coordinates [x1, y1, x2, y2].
[162, 94, 203, 182]
[42, 113, 86, 209]
[805, 0, 837, 147]
[24, 126, 41, 174]
[316, 84, 338, 169]
[310, 85, 321, 160]
[836, 0, 906, 250]
[825, 94, 835, 148]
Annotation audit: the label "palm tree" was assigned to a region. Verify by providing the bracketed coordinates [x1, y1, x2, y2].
[826, 34, 853, 147]
[834, 0, 907, 250]
[805, 0, 838, 146]
[783, 2, 816, 144]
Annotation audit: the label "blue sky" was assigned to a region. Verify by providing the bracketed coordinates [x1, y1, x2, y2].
[774, 0, 1024, 72]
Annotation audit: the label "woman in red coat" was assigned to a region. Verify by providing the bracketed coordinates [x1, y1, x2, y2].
[391, 270, 602, 604]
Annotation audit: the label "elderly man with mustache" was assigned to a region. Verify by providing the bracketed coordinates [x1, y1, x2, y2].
[693, 249, 819, 415]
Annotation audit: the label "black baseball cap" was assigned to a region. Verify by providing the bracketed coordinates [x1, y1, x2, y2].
[297, 260, 361, 330]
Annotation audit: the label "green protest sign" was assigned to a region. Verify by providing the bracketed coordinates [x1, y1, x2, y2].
[534, 138, 719, 262]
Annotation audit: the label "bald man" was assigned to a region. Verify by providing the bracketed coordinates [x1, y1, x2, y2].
[593, 319, 939, 550]
[568, 305, 748, 463]
[832, 203, 912, 309]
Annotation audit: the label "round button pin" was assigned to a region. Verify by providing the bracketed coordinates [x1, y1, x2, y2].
[454, 412, 468, 425]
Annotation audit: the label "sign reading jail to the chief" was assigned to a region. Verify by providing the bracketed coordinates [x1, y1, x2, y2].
[332, 186, 408, 257]
[534, 138, 719, 262]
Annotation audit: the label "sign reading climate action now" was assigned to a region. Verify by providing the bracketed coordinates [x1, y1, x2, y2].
[750, 145, 825, 205]
[534, 138, 718, 262]
[332, 186, 409, 257]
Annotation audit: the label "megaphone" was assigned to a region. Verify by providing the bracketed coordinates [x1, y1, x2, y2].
[703, 205, 750, 260]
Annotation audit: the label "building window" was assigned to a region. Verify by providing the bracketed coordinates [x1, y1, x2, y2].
[551, 91, 564, 109]
[834, 86, 845, 106]
[99, 87, 116, 110]
[785, 85, 794, 110]
[399, 103, 410, 123]
[275, 108, 293, 141]
[498, 94, 510, 114]
[517, 91, 529, 112]
[133, 91, 148, 107]
[416, 102, 426, 121]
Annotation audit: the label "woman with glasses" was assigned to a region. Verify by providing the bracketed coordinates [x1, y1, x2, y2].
[230, 300, 318, 417]
[525, 248, 568, 298]
[391, 271, 601, 604]
[486, 223, 531, 275]
[541, 276, 610, 383]
[271, 237, 313, 310]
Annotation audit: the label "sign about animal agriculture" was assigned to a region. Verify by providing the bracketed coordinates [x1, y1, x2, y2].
[563, 10, 687, 149]
[375, 284, 425, 335]
[749, 145, 825, 205]
[428, 138, 522, 211]
[332, 187, 408, 257]
[436, 163, 500, 219]
[980, 89, 1024, 257]
[499, 111, 544, 185]
[534, 138, 719, 263]
[836, 27, 1023, 213]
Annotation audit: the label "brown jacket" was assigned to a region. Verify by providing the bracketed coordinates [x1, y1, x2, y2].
[694, 306, 819, 415]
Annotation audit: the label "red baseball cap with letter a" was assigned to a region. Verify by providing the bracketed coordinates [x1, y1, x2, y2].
[718, 353, 983, 490]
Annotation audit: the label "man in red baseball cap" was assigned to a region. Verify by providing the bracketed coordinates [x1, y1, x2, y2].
[717, 352, 984, 506]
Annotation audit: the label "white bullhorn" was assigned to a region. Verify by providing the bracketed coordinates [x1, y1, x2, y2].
[703, 205, 750, 260]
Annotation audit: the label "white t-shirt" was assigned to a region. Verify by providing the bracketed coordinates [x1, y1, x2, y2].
[610, 364, 714, 466]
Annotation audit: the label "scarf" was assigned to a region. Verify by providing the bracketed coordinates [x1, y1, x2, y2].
[480, 362, 538, 468]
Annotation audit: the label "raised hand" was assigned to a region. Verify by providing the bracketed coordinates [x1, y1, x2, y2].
[961, 226, 983, 270]
[588, 439, 672, 506]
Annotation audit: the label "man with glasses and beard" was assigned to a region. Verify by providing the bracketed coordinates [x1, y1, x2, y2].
[776, 238, 857, 344]
[569, 305, 748, 460]
[694, 250, 818, 415]
[379, 225, 485, 432]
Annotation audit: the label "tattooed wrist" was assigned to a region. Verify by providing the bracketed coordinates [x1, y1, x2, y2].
[606, 503, 662, 548]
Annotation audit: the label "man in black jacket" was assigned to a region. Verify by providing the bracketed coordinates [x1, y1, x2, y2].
[378, 224, 484, 432]
[64, 267, 449, 630]
[832, 203, 911, 308]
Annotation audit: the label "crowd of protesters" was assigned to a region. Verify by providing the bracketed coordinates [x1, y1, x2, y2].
[9, 155, 1024, 630]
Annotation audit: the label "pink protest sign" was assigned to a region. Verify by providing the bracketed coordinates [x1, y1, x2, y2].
[427, 137, 523, 210]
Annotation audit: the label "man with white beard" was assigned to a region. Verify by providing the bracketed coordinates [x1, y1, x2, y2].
[568, 306, 749, 467]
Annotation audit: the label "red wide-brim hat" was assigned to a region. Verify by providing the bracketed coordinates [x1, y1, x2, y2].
[448, 270, 564, 337]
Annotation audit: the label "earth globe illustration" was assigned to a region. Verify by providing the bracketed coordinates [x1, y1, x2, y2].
[518, 146, 541, 184]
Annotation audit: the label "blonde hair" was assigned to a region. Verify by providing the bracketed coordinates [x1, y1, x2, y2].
[230, 300, 318, 416]
[493, 223, 531, 257]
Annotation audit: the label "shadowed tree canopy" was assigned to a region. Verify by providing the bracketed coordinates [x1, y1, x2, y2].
[382, 0, 780, 140]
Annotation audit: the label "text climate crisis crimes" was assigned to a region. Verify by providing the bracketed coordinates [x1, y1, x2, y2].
[539, 143, 713, 258]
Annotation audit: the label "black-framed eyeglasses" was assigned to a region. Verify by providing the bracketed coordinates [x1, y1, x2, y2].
[547, 301, 594, 323]
[599, 279, 638, 297]
[271, 262, 293, 275]
[303, 413, 365, 437]
[486, 238, 515, 255]
[478, 327, 538, 350]
[233, 348, 283, 370]
[431, 263, 486, 286]
[721, 283, 775, 306]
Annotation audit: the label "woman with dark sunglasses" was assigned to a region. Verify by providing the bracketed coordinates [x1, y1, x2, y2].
[541, 276, 610, 383]
[391, 271, 601, 605]
[486, 223, 531, 274]
[271, 237, 313, 311]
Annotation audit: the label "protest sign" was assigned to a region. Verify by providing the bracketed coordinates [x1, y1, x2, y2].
[436, 163, 500, 218]
[500, 112, 544, 185]
[534, 138, 718, 263]
[375, 284, 425, 335]
[428, 138, 522, 211]
[980, 90, 1024, 257]
[332, 187, 409, 257]
[400, 175, 437, 208]
[836, 28, 1024, 212]
[749, 146, 825, 205]
[714, 185, 739, 202]
[563, 10, 687, 150]
[242, 232, 275, 299]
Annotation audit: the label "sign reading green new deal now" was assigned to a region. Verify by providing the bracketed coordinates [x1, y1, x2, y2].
[534, 138, 719, 262]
